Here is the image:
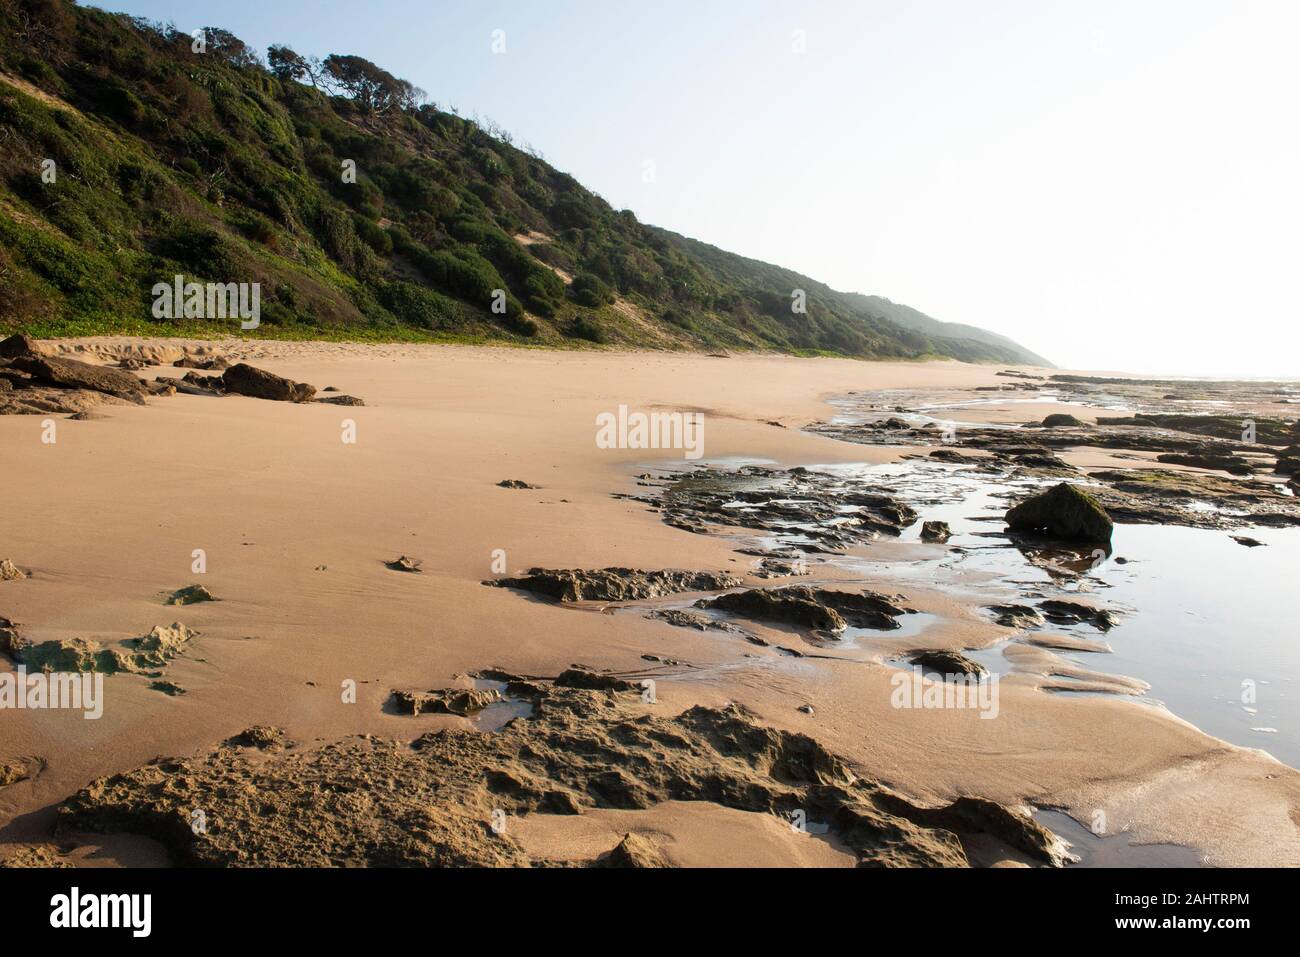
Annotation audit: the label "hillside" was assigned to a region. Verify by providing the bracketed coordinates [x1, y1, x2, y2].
[0, 0, 1049, 364]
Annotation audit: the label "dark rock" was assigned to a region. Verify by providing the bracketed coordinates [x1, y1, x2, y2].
[491, 568, 741, 603]
[920, 520, 951, 543]
[386, 556, 423, 573]
[497, 479, 539, 489]
[1156, 451, 1253, 476]
[553, 668, 639, 692]
[220, 363, 316, 403]
[0, 334, 41, 359]
[909, 650, 986, 677]
[988, 604, 1045, 629]
[1231, 535, 1266, 548]
[1040, 413, 1084, 427]
[315, 394, 365, 406]
[698, 586, 907, 634]
[1038, 600, 1118, 631]
[1006, 483, 1113, 543]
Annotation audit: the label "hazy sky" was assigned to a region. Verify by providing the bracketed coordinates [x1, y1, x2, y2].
[89, 1, 1299, 376]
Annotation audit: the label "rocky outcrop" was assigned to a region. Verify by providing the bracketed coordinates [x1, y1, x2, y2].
[490, 568, 742, 603]
[698, 586, 908, 634]
[220, 363, 316, 403]
[54, 682, 1066, 867]
[0, 559, 26, 582]
[1006, 483, 1113, 543]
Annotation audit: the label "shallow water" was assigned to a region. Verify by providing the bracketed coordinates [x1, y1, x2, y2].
[814, 460, 1300, 769]
[657, 455, 1299, 770]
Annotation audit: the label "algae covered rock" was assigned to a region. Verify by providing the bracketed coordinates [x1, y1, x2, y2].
[1005, 483, 1113, 543]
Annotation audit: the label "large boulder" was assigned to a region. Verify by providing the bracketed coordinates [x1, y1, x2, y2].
[0, 334, 47, 359]
[220, 363, 316, 403]
[1005, 483, 1113, 543]
[1040, 413, 1084, 428]
[8, 353, 145, 403]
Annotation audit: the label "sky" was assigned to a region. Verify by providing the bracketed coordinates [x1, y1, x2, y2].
[87, 0, 1300, 376]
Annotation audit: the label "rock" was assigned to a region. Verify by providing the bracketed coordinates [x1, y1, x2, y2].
[390, 687, 503, 716]
[929, 448, 971, 463]
[149, 681, 186, 696]
[386, 556, 423, 573]
[753, 558, 809, 578]
[1156, 451, 1253, 476]
[491, 567, 741, 603]
[597, 833, 668, 868]
[68, 410, 105, 421]
[1273, 446, 1300, 476]
[645, 609, 765, 643]
[797, 704, 815, 715]
[1038, 600, 1118, 631]
[142, 380, 176, 397]
[315, 394, 365, 406]
[1231, 535, 1266, 547]
[698, 586, 908, 635]
[1005, 483, 1113, 543]
[220, 363, 316, 403]
[0, 334, 49, 359]
[9, 354, 146, 403]
[553, 668, 639, 692]
[920, 520, 951, 543]
[1041, 413, 1084, 427]
[1011, 451, 1076, 472]
[987, 604, 1045, 629]
[167, 584, 216, 605]
[53, 684, 1065, 867]
[118, 357, 149, 370]
[0, 559, 26, 582]
[909, 650, 986, 677]
[225, 726, 293, 751]
[174, 356, 230, 371]
[497, 479, 539, 489]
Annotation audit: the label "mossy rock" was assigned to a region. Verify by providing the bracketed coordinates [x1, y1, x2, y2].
[1005, 483, 1113, 543]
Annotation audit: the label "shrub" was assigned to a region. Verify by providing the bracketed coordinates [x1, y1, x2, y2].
[571, 272, 612, 307]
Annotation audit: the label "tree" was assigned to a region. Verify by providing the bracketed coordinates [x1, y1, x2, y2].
[267, 44, 310, 83]
[202, 27, 261, 68]
[321, 54, 416, 114]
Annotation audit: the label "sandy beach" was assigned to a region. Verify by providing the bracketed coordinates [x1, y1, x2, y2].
[1, 339, 1297, 867]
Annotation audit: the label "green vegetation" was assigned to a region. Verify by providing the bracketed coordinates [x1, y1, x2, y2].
[0, 0, 1047, 364]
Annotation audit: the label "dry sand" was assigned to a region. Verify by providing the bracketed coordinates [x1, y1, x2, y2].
[1, 340, 1297, 866]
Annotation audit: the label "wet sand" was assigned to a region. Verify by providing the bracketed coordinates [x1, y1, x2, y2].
[1, 339, 1297, 866]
